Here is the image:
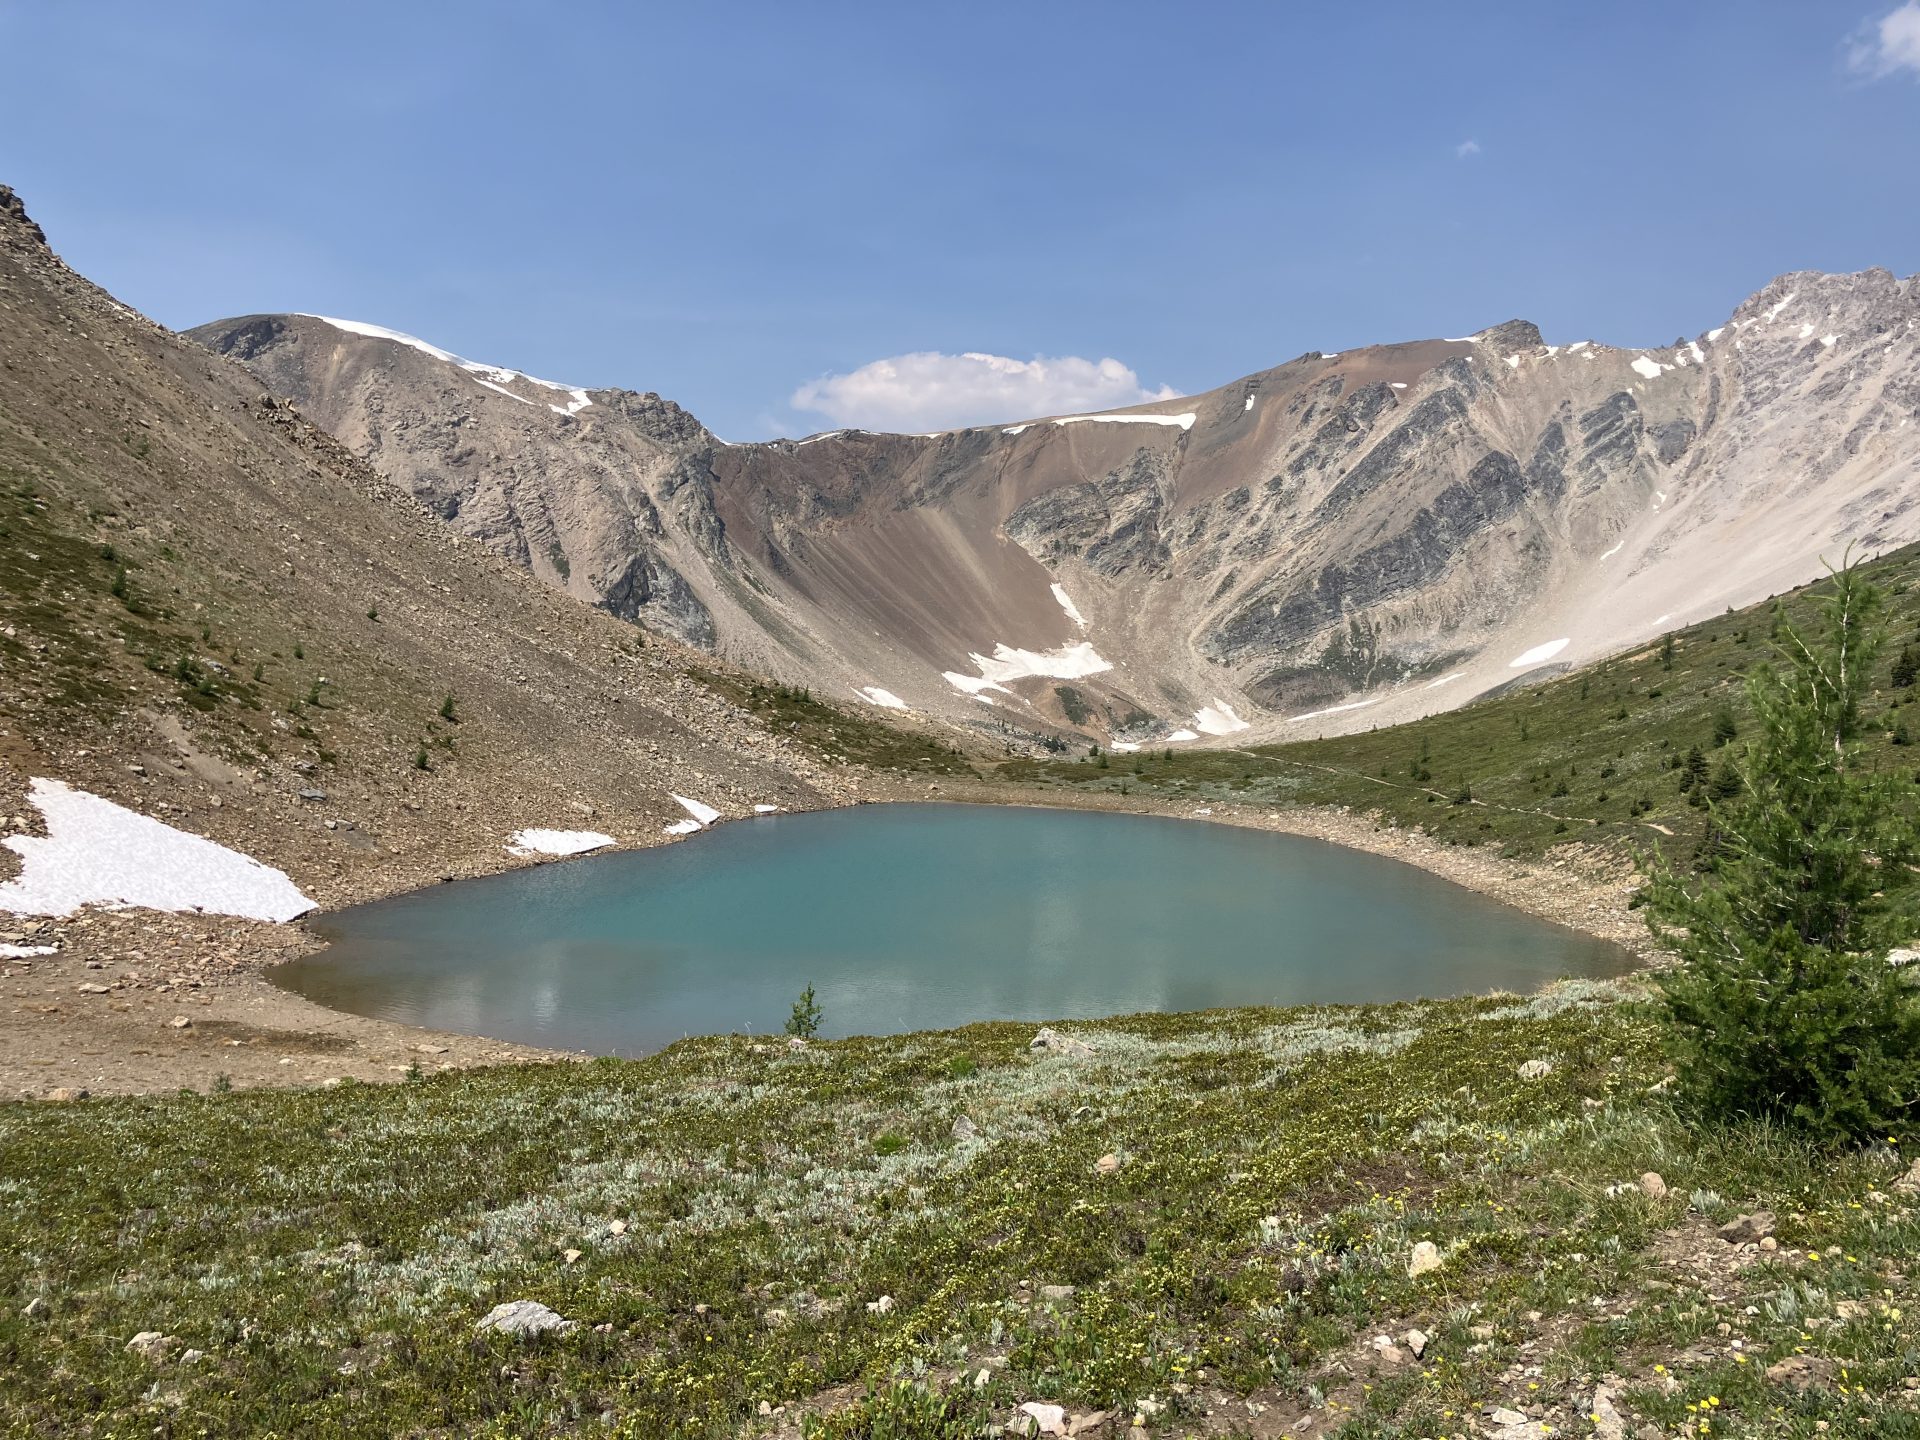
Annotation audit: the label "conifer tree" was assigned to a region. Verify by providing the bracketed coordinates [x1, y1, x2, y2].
[1640, 561, 1920, 1140]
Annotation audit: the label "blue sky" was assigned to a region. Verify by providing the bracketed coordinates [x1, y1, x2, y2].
[4, 2, 1918, 439]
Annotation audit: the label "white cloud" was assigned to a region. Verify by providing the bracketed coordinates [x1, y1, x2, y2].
[1455, 139, 1482, 159]
[790, 351, 1178, 434]
[1849, 2, 1920, 78]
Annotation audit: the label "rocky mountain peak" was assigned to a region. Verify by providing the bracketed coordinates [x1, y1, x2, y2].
[195, 264, 1920, 751]
[0, 184, 49, 252]
[1479, 319, 1543, 350]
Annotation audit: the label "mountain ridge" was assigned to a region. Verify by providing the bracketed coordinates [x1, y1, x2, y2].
[194, 264, 1920, 751]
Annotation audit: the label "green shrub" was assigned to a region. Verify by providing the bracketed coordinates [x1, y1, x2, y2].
[1640, 561, 1920, 1141]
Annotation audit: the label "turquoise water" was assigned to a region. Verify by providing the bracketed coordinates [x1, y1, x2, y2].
[276, 803, 1631, 1055]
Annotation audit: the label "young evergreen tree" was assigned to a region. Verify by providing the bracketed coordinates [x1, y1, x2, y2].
[784, 983, 824, 1040]
[1893, 644, 1918, 689]
[1640, 562, 1920, 1140]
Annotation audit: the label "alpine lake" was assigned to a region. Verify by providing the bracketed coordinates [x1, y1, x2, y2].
[274, 803, 1632, 1055]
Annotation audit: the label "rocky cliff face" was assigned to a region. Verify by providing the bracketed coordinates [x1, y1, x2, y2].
[194, 268, 1920, 747]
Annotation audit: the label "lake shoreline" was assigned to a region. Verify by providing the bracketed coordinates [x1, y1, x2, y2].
[2, 781, 1653, 1099]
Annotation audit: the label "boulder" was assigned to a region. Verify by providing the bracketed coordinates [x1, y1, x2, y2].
[474, 1299, 574, 1338]
[1716, 1210, 1775, 1244]
[126, 1331, 178, 1361]
[1408, 1240, 1443, 1277]
[1590, 1383, 1629, 1440]
[1638, 1171, 1668, 1200]
[1030, 1027, 1093, 1057]
[1015, 1401, 1068, 1436]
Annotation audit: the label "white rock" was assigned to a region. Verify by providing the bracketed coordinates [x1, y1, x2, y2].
[865, 1294, 895, 1315]
[126, 1331, 177, 1361]
[1017, 1401, 1068, 1436]
[1408, 1240, 1443, 1277]
[1590, 1384, 1629, 1440]
[1489, 1407, 1529, 1427]
[1404, 1327, 1429, 1358]
[1518, 1059, 1554, 1080]
[1029, 1026, 1093, 1057]
[474, 1299, 575, 1337]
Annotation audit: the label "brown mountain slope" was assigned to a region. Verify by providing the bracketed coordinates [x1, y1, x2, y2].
[197, 269, 1920, 750]
[0, 185, 857, 910]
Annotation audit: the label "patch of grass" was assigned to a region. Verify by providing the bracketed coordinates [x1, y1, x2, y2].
[695, 669, 975, 776]
[5, 989, 1917, 1436]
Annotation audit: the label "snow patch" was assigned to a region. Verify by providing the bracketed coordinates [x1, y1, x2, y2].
[508, 829, 614, 857]
[1390, 382, 1408, 389]
[943, 640, 1112, 696]
[1165, 729, 1200, 742]
[1192, 700, 1251, 736]
[1050, 583, 1088, 628]
[0, 943, 55, 958]
[1051, 412, 1196, 432]
[1761, 291, 1796, 324]
[1567, 340, 1591, 352]
[1599, 539, 1625, 561]
[0, 778, 314, 921]
[1508, 638, 1570, 669]
[302, 315, 592, 414]
[1243, 394, 1256, 411]
[1820, 334, 1838, 348]
[1504, 354, 1521, 369]
[1110, 742, 1141, 753]
[854, 686, 909, 710]
[662, 819, 702, 836]
[1686, 340, 1707, 364]
[672, 795, 722, 827]
[753, 804, 781, 814]
[1424, 672, 1466, 690]
[1706, 327, 1724, 342]
[1630, 356, 1665, 380]
[1286, 698, 1378, 724]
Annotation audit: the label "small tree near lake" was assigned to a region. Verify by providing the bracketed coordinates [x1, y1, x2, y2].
[1639, 559, 1920, 1141]
[785, 983, 824, 1040]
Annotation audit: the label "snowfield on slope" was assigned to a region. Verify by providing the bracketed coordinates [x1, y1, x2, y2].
[1192, 700, 1251, 736]
[943, 640, 1113, 695]
[0, 778, 314, 921]
[1509, 638, 1571, 668]
[508, 829, 615, 857]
